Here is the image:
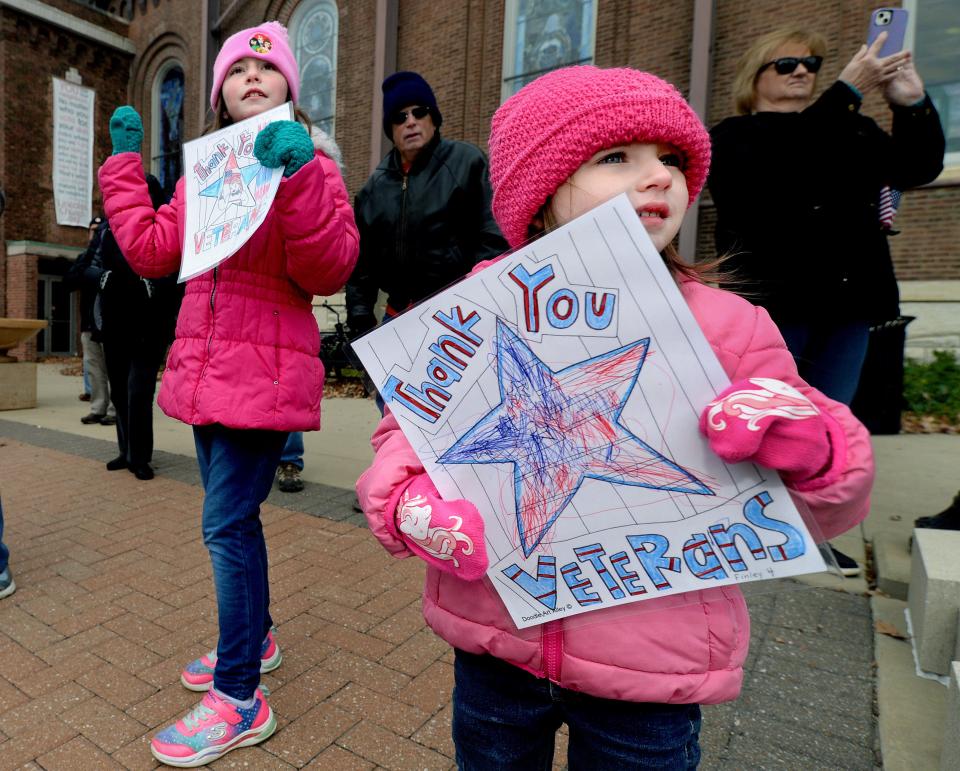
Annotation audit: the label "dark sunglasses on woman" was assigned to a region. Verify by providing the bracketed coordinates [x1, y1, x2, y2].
[758, 55, 824, 76]
[391, 106, 431, 124]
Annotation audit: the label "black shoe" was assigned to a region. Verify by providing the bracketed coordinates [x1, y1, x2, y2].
[79, 393, 91, 402]
[100, 415, 117, 426]
[81, 413, 105, 424]
[352, 495, 363, 513]
[829, 545, 861, 577]
[130, 464, 155, 481]
[914, 491, 960, 531]
[276, 462, 304, 493]
[106, 456, 128, 471]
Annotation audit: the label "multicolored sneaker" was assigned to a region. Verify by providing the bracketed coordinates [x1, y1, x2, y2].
[150, 688, 275, 767]
[0, 567, 15, 600]
[180, 630, 282, 692]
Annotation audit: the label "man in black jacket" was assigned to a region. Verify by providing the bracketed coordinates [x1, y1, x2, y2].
[346, 72, 508, 345]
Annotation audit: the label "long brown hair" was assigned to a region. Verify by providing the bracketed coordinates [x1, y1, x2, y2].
[534, 200, 729, 285]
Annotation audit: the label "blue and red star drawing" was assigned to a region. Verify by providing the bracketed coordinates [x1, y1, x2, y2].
[440, 319, 713, 557]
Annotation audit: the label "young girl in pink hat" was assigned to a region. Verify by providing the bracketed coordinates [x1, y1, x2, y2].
[357, 65, 874, 767]
[98, 21, 358, 766]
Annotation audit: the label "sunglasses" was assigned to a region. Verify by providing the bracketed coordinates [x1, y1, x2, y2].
[758, 55, 823, 76]
[390, 106, 431, 125]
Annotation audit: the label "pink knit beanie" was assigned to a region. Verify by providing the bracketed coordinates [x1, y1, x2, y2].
[210, 21, 299, 111]
[489, 66, 711, 248]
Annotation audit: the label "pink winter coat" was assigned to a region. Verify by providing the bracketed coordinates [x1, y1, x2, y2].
[357, 276, 874, 705]
[98, 144, 358, 431]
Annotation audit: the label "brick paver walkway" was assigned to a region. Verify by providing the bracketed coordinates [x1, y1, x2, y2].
[0, 425, 876, 770]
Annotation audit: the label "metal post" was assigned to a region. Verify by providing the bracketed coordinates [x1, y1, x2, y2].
[369, 0, 398, 173]
[678, 0, 715, 262]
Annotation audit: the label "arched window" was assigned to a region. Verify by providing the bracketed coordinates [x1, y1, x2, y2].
[151, 62, 185, 196]
[290, 0, 338, 135]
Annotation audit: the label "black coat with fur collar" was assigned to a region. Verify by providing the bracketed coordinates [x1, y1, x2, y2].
[708, 82, 944, 324]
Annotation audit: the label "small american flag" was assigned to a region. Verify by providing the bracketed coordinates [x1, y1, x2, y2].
[879, 185, 902, 230]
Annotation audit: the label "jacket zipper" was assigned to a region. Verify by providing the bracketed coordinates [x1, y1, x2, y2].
[194, 267, 218, 413]
[542, 620, 563, 682]
[396, 174, 408, 276]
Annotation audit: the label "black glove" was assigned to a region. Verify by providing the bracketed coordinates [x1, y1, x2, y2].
[347, 313, 377, 338]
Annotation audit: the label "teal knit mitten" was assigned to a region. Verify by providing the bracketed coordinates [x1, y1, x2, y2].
[254, 121, 314, 178]
[109, 106, 143, 155]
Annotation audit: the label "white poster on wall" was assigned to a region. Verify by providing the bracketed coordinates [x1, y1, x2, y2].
[351, 194, 827, 630]
[52, 78, 95, 227]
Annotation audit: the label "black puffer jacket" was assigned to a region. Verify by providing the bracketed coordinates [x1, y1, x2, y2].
[83, 222, 182, 347]
[709, 82, 945, 324]
[64, 243, 100, 338]
[346, 134, 508, 332]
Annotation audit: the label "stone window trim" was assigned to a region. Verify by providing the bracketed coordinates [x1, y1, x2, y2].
[500, 0, 598, 102]
[901, 0, 960, 172]
[150, 60, 185, 195]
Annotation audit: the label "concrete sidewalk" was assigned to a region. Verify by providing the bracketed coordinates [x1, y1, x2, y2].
[0, 363, 955, 769]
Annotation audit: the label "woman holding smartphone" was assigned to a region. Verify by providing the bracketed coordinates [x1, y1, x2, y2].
[707, 26, 944, 576]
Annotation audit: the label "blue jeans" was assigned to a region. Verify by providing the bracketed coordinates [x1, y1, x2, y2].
[0, 498, 9, 574]
[778, 320, 871, 405]
[452, 650, 702, 770]
[193, 424, 288, 700]
[281, 431, 304, 470]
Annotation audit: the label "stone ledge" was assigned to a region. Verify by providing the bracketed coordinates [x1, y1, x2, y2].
[943, 661, 960, 771]
[900, 280, 960, 303]
[0, 362, 38, 410]
[909, 529, 960, 676]
[873, 531, 910, 601]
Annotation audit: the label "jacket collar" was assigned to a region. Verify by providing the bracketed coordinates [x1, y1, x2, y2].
[384, 131, 442, 174]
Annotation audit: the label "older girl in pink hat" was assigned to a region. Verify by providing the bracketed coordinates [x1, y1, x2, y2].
[357, 65, 874, 768]
[99, 21, 358, 766]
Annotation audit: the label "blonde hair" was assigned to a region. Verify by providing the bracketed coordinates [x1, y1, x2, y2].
[732, 27, 827, 115]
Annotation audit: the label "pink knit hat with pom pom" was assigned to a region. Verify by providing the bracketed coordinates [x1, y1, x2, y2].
[488, 66, 711, 248]
[210, 21, 299, 111]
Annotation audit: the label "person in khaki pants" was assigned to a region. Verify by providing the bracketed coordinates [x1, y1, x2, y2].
[65, 216, 116, 426]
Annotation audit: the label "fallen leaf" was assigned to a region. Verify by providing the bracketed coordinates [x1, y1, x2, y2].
[875, 620, 907, 640]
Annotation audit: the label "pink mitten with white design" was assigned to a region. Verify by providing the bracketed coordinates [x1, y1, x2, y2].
[391, 474, 488, 581]
[699, 378, 833, 486]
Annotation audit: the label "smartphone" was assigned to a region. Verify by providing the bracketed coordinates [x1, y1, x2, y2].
[867, 8, 909, 57]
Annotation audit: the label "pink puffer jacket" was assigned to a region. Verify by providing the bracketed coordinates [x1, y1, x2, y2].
[357, 276, 874, 705]
[98, 144, 358, 431]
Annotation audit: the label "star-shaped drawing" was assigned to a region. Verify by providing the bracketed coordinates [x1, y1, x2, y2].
[199, 151, 262, 203]
[439, 319, 713, 557]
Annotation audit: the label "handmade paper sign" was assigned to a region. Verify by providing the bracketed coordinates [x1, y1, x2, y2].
[352, 194, 826, 629]
[179, 101, 293, 282]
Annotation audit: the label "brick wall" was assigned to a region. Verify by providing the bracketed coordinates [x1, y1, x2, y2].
[3, 0, 957, 345]
[892, 186, 960, 280]
[1, 17, 6, 317]
[0, 7, 131, 247]
[5, 251, 38, 360]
